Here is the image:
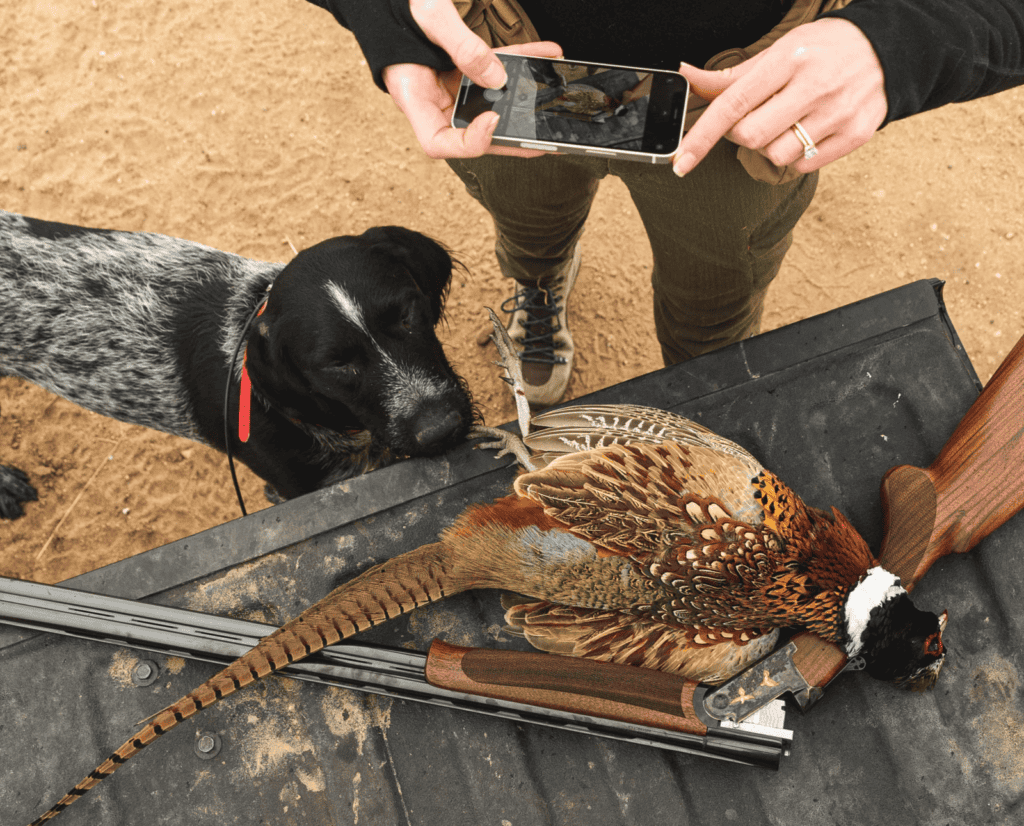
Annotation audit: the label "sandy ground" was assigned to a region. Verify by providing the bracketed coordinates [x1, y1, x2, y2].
[1, 0, 1022, 584]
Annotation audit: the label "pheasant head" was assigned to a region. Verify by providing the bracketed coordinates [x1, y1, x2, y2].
[841, 566, 948, 689]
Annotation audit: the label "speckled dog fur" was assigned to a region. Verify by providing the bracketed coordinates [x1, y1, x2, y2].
[0, 210, 475, 517]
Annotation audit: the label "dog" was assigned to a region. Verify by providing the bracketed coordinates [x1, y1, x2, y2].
[0, 210, 476, 519]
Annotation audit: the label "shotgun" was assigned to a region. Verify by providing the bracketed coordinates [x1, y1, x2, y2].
[0, 574, 790, 768]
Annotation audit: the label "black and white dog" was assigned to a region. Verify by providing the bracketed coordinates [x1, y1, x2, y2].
[0, 210, 476, 519]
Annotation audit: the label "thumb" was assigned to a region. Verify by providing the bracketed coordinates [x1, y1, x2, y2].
[411, 0, 507, 89]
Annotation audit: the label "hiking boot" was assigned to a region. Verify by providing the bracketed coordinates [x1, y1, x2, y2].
[501, 244, 581, 407]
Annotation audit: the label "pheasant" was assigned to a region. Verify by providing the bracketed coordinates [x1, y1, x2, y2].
[27, 315, 948, 825]
[537, 83, 626, 122]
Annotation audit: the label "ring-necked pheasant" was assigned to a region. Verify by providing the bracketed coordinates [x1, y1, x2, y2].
[27, 313, 947, 824]
[536, 83, 627, 122]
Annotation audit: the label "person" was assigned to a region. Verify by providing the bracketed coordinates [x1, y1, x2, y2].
[308, 0, 1024, 406]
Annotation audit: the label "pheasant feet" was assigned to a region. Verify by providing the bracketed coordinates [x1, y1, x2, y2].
[468, 425, 536, 471]
[467, 308, 539, 470]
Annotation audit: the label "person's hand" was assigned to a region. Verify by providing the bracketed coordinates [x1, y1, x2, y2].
[672, 18, 887, 176]
[382, 0, 562, 159]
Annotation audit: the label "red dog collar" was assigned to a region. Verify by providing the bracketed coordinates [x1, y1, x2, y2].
[238, 297, 269, 443]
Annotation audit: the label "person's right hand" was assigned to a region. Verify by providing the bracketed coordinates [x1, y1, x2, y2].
[382, 0, 562, 159]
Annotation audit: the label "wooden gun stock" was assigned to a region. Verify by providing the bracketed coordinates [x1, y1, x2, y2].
[425, 639, 708, 735]
[790, 332, 1024, 690]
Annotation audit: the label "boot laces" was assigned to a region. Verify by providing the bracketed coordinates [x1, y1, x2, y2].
[501, 283, 566, 365]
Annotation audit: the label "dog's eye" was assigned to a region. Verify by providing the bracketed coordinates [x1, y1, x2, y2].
[381, 304, 417, 335]
[397, 308, 415, 333]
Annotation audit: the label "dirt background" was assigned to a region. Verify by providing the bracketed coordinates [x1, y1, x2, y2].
[1, 0, 1022, 584]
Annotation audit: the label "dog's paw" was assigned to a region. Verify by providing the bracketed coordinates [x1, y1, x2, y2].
[0, 465, 39, 520]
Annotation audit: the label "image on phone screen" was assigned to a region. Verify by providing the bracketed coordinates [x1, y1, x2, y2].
[453, 55, 687, 156]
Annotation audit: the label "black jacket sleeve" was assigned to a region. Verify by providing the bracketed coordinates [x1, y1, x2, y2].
[306, 0, 1024, 119]
[823, 0, 1024, 124]
[307, 0, 454, 90]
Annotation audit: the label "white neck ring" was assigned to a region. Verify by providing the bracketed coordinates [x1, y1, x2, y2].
[844, 566, 906, 656]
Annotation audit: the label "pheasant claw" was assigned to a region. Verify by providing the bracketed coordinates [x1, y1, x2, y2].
[468, 425, 537, 471]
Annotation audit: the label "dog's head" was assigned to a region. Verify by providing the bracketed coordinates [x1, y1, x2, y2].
[244, 226, 474, 457]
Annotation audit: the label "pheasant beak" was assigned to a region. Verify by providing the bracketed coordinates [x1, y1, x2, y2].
[923, 630, 944, 658]
[922, 610, 948, 658]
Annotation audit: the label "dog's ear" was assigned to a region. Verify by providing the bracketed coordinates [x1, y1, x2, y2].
[245, 316, 350, 426]
[363, 226, 456, 324]
[244, 323, 307, 422]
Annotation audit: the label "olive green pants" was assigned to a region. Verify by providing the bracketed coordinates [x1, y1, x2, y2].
[448, 139, 817, 365]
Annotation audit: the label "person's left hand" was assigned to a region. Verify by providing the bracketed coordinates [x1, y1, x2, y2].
[672, 18, 887, 176]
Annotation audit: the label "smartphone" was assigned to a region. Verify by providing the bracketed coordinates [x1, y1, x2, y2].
[452, 54, 689, 164]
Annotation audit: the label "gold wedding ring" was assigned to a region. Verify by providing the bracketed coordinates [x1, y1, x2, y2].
[792, 121, 818, 160]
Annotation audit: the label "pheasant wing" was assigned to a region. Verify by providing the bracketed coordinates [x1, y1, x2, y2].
[501, 597, 779, 684]
[514, 440, 770, 554]
[512, 440, 792, 628]
[525, 404, 762, 471]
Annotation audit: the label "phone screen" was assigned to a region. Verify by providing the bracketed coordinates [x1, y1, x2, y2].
[453, 55, 688, 156]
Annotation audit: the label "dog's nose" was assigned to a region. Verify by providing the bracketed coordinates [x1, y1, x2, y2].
[412, 408, 463, 451]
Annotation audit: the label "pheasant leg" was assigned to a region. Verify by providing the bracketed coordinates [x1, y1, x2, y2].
[486, 307, 533, 438]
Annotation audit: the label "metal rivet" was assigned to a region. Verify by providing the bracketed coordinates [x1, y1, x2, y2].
[194, 731, 222, 760]
[711, 693, 729, 709]
[131, 659, 159, 687]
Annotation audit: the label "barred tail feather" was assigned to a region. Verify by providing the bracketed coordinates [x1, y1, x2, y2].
[29, 677, 219, 825]
[28, 541, 462, 824]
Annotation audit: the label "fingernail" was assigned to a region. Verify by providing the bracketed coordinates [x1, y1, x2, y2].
[673, 152, 695, 177]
